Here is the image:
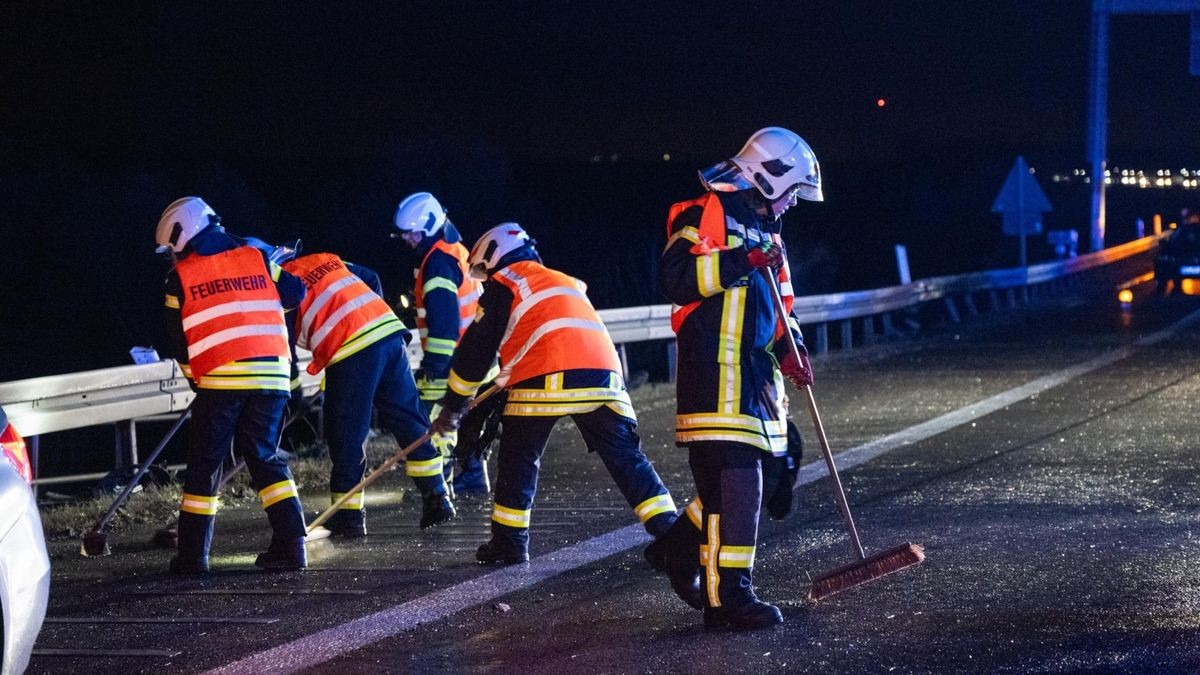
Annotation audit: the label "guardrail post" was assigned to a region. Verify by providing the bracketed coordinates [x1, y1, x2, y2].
[881, 313, 901, 338]
[963, 293, 980, 316]
[666, 340, 677, 384]
[944, 297, 961, 324]
[814, 324, 829, 355]
[861, 316, 876, 345]
[115, 420, 137, 471]
[28, 435, 39, 499]
[617, 344, 630, 380]
[839, 320, 853, 350]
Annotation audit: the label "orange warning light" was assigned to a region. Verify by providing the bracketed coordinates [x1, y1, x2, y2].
[876, 98, 886, 108]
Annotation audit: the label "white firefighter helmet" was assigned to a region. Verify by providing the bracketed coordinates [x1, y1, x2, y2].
[392, 192, 447, 238]
[699, 127, 823, 204]
[155, 197, 220, 253]
[468, 222, 533, 279]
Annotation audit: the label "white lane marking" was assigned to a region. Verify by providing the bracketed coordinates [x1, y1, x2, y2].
[207, 309, 1200, 675]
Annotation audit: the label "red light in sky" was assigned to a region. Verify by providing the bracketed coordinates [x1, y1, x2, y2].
[876, 98, 887, 108]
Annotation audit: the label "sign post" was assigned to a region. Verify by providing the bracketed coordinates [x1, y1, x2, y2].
[992, 156, 1052, 268]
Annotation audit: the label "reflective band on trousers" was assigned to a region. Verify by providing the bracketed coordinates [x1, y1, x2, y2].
[331, 491, 364, 510]
[718, 545, 755, 568]
[706, 514, 721, 607]
[405, 456, 443, 477]
[633, 494, 676, 523]
[685, 498, 703, 529]
[181, 493, 219, 516]
[492, 503, 531, 528]
[258, 479, 298, 508]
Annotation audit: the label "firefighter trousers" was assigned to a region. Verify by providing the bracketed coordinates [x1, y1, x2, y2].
[178, 390, 304, 560]
[323, 334, 446, 512]
[490, 405, 676, 546]
[688, 441, 764, 609]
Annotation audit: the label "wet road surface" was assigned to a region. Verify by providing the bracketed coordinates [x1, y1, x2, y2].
[30, 274, 1200, 674]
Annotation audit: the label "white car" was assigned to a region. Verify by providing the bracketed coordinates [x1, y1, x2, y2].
[0, 405, 49, 675]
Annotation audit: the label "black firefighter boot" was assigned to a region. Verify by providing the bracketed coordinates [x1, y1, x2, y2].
[416, 475, 457, 529]
[256, 497, 308, 570]
[325, 507, 367, 538]
[702, 566, 783, 631]
[643, 514, 705, 610]
[169, 511, 213, 575]
[476, 522, 529, 564]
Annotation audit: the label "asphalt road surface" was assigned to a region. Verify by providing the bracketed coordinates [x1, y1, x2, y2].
[30, 274, 1200, 674]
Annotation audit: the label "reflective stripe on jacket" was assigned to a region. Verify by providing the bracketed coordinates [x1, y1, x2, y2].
[284, 253, 405, 374]
[491, 261, 622, 387]
[175, 246, 289, 382]
[414, 238, 482, 357]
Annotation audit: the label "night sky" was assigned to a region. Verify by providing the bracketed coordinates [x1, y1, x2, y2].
[4, 2, 1197, 165]
[1, 2, 1198, 382]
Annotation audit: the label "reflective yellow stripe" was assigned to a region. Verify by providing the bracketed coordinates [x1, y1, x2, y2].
[546, 372, 562, 390]
[492, 503, 531, 528]
[699, 544, 710, 566]
[269, 261, 283, 282]
[196, 377, 292, 392]
[503, 401, 607, 416]
[180, 493, 218, 515]
[405, 456, 443, 477]
[331, 491, 364, 510]
[424, 336, 457, 355]
[696, 252, 722, 297]
[717, 287, 746, 414]
[605, 400, 637, 421]
[196, 358, 291, 392]
[633, 493, 676, 523]
[258, 479, 298, 508]
[180, 363, 193, 378]
[447, 370, 482, 397]
[718, 545, 755, 569]
[325, 315, 405, 369]
[706, 514, 721, 607]
[676, 429, 771, 452]
[676, 413, 763, 432]
[685, 498, 703, 529]
[506, 387, 627, 402]
[164, 294, 180, 309]
[664, 225, 701, 251]
[422, 277, 460, 295]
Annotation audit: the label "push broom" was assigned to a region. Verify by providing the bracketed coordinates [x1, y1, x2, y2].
[305, 383, 502, 537]
[761, 267, 924, 601]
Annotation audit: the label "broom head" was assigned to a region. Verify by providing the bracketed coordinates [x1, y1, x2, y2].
[809, 542, 924, 602]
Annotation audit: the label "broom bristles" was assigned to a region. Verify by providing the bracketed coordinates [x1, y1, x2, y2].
[809, 542, 924, 602]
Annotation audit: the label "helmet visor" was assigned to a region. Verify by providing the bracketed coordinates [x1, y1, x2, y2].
[699, 160, 754, 192]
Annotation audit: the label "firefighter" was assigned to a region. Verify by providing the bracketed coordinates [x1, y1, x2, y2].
[392, 192, 488, 494]
[280, 248, 457, 536]
[655, 127, 822, 630]
[157, 197, 309, 574]
[430, 223, 682, 565]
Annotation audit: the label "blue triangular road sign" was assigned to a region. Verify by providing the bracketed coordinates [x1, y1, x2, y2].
[992, 156, 1052, 215]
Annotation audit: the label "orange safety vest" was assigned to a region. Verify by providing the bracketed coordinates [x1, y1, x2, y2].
[665, 192, 794, 338]
[175, 246, 289, 379]
[414, 239, 483, 341]
[491, 261, 622, 386]
[284, 253, 403, 374]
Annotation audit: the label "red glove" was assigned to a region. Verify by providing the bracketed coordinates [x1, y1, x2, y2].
[780, 349, 814, 388]
[746, 242, 784, 269]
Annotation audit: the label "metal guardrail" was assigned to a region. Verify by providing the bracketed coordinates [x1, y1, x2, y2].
[0, 234, 1162, 484]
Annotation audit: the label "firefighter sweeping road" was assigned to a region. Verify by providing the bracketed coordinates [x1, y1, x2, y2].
[28, 277, 1200, 674]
